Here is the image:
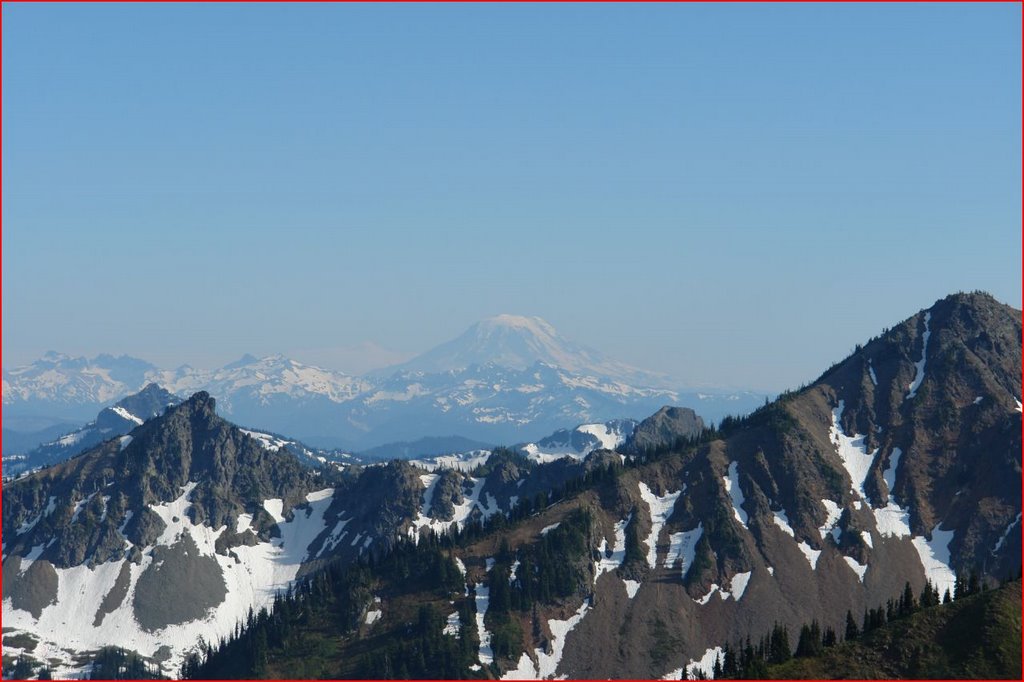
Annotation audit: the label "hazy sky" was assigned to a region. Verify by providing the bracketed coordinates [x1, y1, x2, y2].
[3, 3, 1020, 392]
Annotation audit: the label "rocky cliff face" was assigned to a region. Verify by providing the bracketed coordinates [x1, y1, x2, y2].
[624, 406, 705, 453]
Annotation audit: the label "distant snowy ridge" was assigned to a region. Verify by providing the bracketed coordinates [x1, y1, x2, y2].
[5, 317, 767, 449]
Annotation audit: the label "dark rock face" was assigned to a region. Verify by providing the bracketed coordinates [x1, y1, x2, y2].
[132, 534, 226, 632]
[93, 560, 133, 626]
[2, 391, 319, 570]
[625, 406, 705, 453]
[800, 292, 1022, 576]
[1, 557, 58, 619]
[429, 470, 466, 521]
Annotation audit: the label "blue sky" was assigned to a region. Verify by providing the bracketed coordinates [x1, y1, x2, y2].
[3, 3, 1020, 391]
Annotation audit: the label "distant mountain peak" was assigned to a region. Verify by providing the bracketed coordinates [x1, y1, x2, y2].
[384, 314, 674, 388]
[223, 353, 260, 369]
[477, 313, 558, 333]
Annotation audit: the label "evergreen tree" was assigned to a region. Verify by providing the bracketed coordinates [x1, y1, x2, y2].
[844, 610, 859, 641]
[722, 643, 738, 678]
[712, 652, 724, 680]
[822, 626, 837, 648]
[900, 581, 917, 616]
[920, 580, 939, 608]
[767, 622, 790, 664]
[795, 621, 823, 658]
[967, 570, 980, 596]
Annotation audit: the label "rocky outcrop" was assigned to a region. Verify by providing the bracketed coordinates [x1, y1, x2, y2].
[624, 406, 705, 453]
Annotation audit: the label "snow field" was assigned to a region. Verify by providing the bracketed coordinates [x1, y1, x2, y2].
[722, 463, 748, 528]
[3, 484, 337, 677]
[664, 523, 703, 580]
[638, 481, 684, 568]
[905, 312, 931, 400]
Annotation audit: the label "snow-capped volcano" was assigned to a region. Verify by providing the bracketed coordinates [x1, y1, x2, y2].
[3, 318, 765, 450]
[382, 314, 674, 388]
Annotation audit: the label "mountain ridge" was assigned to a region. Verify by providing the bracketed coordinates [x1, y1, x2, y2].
[2, 384, 183, 479]
[2, 292, 1019, 679]
[4, 316, 764, 449]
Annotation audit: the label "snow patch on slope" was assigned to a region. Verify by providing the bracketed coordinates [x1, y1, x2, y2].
[594, 514, 637, 598]
[693, 571, 752, 605]
[665, 524, 703, 580]
[410, 450, 492, 473]
[772, 509, 822, 569]
[638, 482, 683, 568]
[728, 571, 752, 600]
[473, 559, 497, 667]
[830, 400, 877, 499]
[499, 599, 592, 680]
[111, 405, 144, 425]
[686, 646, 724, 680]
[723, 462, 748, 528]
[911, 525, 956, 598]
[993, 513, 1022, 554]
[577, 422, 628, 450]
[408, 476, 499, 542]
[443, 610, 461, 636]
[843, 556, 868, 582]
[818, 499, 843, 541]
[772, 509, 794, 537]
[240, 429, 291, 452]
[536, 600, 592, 678]
[798, 542, 822, 570]
[874, 448, 912, 538]
[905, 311, 931, 400]
[595, 515, 630, 580]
